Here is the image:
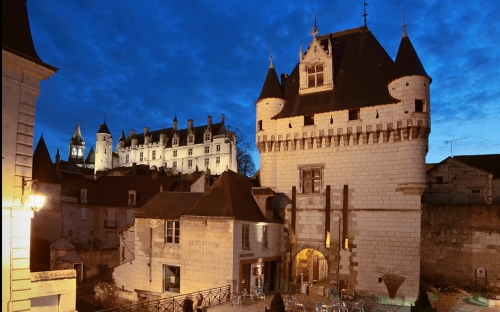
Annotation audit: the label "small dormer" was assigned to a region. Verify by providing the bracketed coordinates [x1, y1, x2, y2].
[172, 133, 179, 147]
[128, 190, 137, 206]
[299, 22, 334, 95]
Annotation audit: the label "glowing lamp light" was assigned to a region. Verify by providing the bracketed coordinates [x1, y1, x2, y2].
[22, 177, 45, 211]
[326, 231, 330, 248]
[344, 238, 349, 250]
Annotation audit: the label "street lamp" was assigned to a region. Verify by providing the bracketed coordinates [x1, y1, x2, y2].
[22, 177, 45, 211]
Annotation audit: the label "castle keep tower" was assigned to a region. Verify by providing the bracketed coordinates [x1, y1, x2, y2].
[94, 121, 113, 174]
[256, 23, 430, 301]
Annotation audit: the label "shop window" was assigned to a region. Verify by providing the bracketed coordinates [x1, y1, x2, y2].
[163, 265, 180, 293]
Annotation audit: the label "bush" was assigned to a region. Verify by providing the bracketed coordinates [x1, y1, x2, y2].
[270, 293, 286, 312]
[411, 290, 436, 312]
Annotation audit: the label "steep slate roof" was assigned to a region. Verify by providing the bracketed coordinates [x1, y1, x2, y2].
[257, 62, 285, 101]
[122, 122, 227, 148]
[85, 147, 95, 164]
[71, 122, 84, 145]
[270, 26, 412, 119]
[33, 135, 61, 184]
[184, 170, 273, 222]
[2, 0, 57, 71]
[135, 192, 203, 219]
[390, 35, 431, 82]
[97, 122, 111, 134]
[453, 155, 500, 179]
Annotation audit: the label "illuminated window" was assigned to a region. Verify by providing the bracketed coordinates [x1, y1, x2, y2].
[242, 224, 250, 250]
[307, 64, 324, 87]
[163, 265, 180, 293]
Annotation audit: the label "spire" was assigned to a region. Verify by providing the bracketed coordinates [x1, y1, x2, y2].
[119, 129, 125, 141]
[310, 14, 318, 38]
[390, 29, 431, 83]
[269, 45, 274, 68]
[71, 122, 84, 145]
[363, 1, 369, 27]
[257, 60, 285, 102]
[402, 11, 407, 38]
[97, 119, 111, 134]
[33, 135, 60, 184]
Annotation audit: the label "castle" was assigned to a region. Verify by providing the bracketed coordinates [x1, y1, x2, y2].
[67, 114, 237, 177]
[256, 21, 430, 300]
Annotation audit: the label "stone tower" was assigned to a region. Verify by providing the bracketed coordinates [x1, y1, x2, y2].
[94, 121, 113, 175]
[69, 122, 85, 163]
[255, 23, 430, 302]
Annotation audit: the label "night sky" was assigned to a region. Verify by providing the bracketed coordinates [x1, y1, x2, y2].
[27, 1, 500, 168]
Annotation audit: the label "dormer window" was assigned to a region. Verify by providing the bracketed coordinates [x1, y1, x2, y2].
[188, 135, 194, 144]
[128, 190, 136, 206]
[173, 137, 178, 145]
[308, 64, 324, 87]
[204, 133, 211, 141]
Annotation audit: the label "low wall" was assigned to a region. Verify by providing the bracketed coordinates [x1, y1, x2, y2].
[421, 204, 500, 287]
[31, 269, 76, 312]
[79, 249, 119, 279]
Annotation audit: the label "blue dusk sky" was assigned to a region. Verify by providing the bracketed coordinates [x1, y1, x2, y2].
[27, 0, 500, 168]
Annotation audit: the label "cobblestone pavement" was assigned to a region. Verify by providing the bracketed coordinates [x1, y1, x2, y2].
[205, 285, 500, 312]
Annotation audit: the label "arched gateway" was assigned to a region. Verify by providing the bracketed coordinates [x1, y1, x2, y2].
[292, 248, 328, 286]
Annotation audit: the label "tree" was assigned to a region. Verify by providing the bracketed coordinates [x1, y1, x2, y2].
[226, 126, 256, 177]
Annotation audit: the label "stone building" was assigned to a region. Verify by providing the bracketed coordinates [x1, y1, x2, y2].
[423, 154, 500, 204]
[94, 114, 238, 178]
[2, 0, 76, 311]
[255, 22, 431, 302]
[114, 169, 284, 301]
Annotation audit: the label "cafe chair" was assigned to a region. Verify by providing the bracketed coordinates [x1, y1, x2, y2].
[352, 299, 365, 312]
[241, 288, 248, 300]
[295, 298, 307, 312]
[315, 301, 324, 312]
[338, 301, 350, 312]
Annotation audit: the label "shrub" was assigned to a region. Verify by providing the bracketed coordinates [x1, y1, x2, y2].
[411, 290, 436, 312]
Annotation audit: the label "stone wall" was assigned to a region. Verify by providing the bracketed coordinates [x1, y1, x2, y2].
[79, 249, 120, 279]
[421, 204, 500, 287]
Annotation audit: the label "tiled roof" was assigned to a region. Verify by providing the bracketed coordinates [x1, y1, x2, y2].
[33, 135, 61, 184]
[49, 237, 75, 250]
[184, 170, 271, 222]
[271, 26, 401, 119]
[2, 0, 57, 71]
[122, 122, 226, 148]
[453, 155, 500, 179]
[85, 147, 95, 164]
[58, 251, 84, 263]
[134, 192, 203, 219]
[97, 122, 112, 134]
[257, 64, 285, 102]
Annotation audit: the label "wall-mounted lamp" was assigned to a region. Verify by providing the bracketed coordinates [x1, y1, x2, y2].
[376, 110, 379, 119]
[22, 177, 45, 211]
[330, 116, 333, 124]
[326, 231, 330, 248]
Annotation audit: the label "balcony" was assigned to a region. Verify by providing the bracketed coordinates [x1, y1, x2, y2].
[104, 220, 117, 229]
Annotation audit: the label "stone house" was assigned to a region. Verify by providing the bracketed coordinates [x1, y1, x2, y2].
[255, 22, 430, 303]
[114, 169, 284, 302]
[423, 155, 500, 204]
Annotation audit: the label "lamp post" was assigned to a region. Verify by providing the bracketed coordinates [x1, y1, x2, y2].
[22, 177, 45, 211]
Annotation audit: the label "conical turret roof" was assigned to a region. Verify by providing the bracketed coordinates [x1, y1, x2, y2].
[257, 61, 285, 102]
[85, 147, 95, 164]
[390, 35, 431, 82]
[119, 129, 125, 141]
[33, 135, 60, 184]
[97, 121, 111, 134]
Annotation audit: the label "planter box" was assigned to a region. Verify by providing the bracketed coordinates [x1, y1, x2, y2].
[477, 296, 500, 307]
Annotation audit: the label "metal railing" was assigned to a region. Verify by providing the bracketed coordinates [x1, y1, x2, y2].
[98, 285, 231, 312]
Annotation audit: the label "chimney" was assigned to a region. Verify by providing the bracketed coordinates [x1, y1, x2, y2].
[188, 119, 193, 134]
[130, 129, 136, 137]
[144, 126, 149, 134]
[55, 149, 60, 174]
[207, 115, 212, 129]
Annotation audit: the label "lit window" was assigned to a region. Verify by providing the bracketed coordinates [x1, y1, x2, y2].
[140, 152, 143, 161]
[188, 148, 193, 156]
[301, 167, 322, 193]
[188, 160, 192, 168]
[307, 64, 324, 87]
[216, 144, 221, 152]
[205, 158, 209, 166]
[262, 226, 268, 249]
[173, 150, 177, 158]
[242, 224, 250, 250]
[348, 109, 360, 120]
[163, 265, 180, 293]
[165, 221, 180, 244]
[152, 150, 156, 160]
[205, 146, 210, 154]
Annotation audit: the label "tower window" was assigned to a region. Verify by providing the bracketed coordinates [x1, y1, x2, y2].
[349, 109, 360, 120]
[300, 167, 322, 193]
[415, 99, 424, 112]
[257, 120, 263, 131]
[304, 115, 314, 126]
[307, 64, 324, 87]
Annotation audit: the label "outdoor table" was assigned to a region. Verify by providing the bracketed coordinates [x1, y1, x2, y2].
[322, 304, 334, 312]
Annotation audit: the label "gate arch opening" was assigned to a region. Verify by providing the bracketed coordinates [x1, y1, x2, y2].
[292, 248, 328, 286]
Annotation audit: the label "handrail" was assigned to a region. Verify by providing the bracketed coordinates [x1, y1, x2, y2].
[98, 285, 231, 312]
